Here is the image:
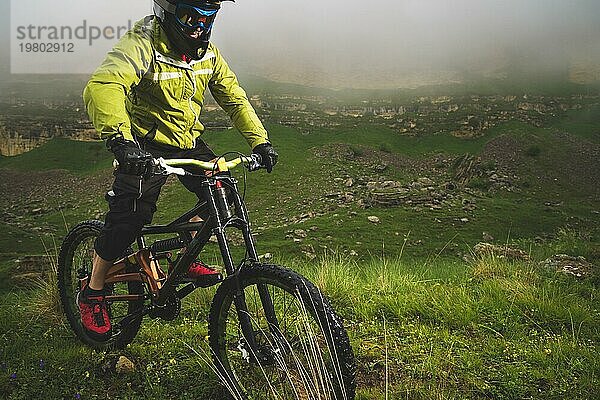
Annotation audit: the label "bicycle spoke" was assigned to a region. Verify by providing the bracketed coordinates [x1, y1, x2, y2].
[217, 279, 346, 399]
[58, 221, 146, 350]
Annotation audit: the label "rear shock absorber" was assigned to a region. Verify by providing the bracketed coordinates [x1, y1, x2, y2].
[150, 237, 185, 253]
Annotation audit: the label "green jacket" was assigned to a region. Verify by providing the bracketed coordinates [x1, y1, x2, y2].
[83, 16, 269, 150]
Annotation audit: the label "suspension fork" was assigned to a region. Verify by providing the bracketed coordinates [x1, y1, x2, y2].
[228, 179, 281, 338]
[202, 178, 260, 351]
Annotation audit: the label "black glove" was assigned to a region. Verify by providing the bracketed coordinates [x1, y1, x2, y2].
[107, 137, 152, 176]
[252, 143, 278, 173]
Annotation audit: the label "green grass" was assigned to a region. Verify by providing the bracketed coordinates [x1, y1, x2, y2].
[0, 138, 112, 174]
[1, 255, 598, 399]
[553, 104, 600, 143]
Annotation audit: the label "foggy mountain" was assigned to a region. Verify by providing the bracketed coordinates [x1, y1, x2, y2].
[1, 0, 599, 90]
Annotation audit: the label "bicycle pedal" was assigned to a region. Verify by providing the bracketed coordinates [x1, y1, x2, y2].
[185, 273, 223, 288]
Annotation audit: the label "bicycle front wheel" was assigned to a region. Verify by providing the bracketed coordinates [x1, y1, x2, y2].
[208, 263, 356, 400]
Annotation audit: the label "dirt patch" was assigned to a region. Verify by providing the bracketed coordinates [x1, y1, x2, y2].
[466, 131, 600, 197]
[478, 134, 523, 176]
[0, 168, 113, 209]
[549, 131, 600, 195]
[312, 143, 453, 178]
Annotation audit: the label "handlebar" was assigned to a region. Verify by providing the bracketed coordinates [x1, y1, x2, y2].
[113, 154, 263, 176]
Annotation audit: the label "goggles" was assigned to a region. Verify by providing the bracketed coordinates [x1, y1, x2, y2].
[174, 3, 219, 30]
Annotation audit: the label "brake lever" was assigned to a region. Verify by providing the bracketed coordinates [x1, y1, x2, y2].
[156, 157, 188, 176]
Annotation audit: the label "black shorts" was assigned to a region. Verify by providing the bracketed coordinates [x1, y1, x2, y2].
[94, 138, 216, 261]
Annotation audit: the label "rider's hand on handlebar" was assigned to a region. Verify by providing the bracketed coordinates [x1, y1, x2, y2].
[252, 143, 278, 173]
[108, 137, 153, 176]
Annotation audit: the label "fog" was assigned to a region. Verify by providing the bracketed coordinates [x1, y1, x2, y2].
[2, 0, 600, 88]
[213, 0, 600, 87]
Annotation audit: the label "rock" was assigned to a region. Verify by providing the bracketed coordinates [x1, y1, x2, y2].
[417, 177, 434, 186]
[381, 181, 401, 188]
[445, 182, 457, 191]
[368, 216, 380, 224]
[473, 242, 530, 261]
[542, 254, 595, 279]
[482, 232, 494, 242]
[115, 356, 135, 374]
[293, 212, 317, 224]
[301, 244, 316, 260]
[463, 201, 477, 211]
[260, 253, 273, 261]
[293, 229, 307, 238]
[368, 186, 411, 207]
[410, 182, 423, 190]
[343, 193, 354, 203]
[345, 178, 354, 187]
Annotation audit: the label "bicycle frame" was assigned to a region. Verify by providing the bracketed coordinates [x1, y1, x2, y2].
[60, 156, 357, 397]
[101, 170, 278, 349]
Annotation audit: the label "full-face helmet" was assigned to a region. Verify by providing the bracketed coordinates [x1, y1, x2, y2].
[153, 0, 233, 60]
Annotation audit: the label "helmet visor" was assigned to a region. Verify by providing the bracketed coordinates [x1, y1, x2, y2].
[174, 3, 218, 30]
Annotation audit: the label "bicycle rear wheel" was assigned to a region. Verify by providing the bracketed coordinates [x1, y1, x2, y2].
[208, 263, 356, 400]
[57, 220, 145, 350]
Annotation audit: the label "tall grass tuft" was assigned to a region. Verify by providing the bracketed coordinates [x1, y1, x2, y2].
[308, 253, 360, 310]
[187, 272, 354, 400]
[26, 236, 64, 325]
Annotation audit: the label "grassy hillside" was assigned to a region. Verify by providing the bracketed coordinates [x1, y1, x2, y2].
[0, 108, 598, 398]
[3, 119, 592, 263]
[0, 138, 113, 174]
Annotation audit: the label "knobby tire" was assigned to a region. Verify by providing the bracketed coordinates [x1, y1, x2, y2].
[57, 220, 144, 350]
[208, 263, 356, 400]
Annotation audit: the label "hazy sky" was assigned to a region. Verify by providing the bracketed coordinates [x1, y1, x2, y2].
[2, 0, 600, 87]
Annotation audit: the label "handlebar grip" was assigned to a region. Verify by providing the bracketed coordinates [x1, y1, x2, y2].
[112, 158, 159, 167]
[248, 153, 263, 172]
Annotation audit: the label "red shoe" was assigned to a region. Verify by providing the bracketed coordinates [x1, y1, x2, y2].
[187, 260, 222, 280]
[77, 288, 112, 342]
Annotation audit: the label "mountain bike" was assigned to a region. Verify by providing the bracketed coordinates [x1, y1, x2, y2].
[57, 154, 357, 399]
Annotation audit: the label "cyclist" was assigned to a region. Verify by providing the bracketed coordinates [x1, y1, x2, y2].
[79, 0, 278, 341]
